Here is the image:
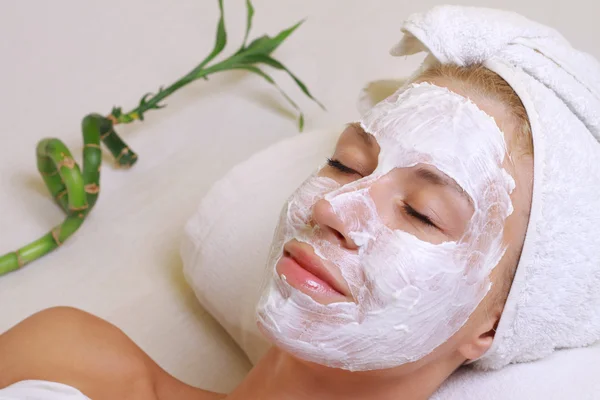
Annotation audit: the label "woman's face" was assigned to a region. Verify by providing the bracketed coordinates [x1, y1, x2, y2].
[256, 80, 533, 373]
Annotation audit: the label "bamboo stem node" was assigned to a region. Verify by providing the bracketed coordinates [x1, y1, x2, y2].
[84, 183, 100, 194]
[51, 228, 62, 246]
[100, 131, 112, 140]
[57, 157, 76, 170]
[40, 170, 58, 177]
[69, 204, 89, 212]
[15, 251, 24, 268]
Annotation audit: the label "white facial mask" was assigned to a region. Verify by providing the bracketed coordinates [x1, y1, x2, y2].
[256, 82, 515, 371]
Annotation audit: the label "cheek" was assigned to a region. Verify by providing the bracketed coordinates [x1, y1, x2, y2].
[349, 224, 465, 317]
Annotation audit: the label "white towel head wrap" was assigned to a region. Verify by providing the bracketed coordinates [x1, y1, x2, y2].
[389, 5, 600, 370]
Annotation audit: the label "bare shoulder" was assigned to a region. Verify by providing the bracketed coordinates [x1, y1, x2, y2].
[0, 307, 224, 400]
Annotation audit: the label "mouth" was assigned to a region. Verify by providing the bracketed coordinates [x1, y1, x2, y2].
[275, 240, 352, 304]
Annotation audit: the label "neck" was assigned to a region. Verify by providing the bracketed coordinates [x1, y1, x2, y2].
[226, 347, 462, 400]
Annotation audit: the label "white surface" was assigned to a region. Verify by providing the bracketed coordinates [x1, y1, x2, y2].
[182, 122, 600, 399]
[0, 380, 89, 400]
[0, 0, 599, 394]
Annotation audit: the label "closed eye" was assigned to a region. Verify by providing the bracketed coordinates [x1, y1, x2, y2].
[327, 158, 363, 176]
[403, 204, 437, 228]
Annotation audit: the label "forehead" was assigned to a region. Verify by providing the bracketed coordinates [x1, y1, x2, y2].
[358, 82, 509, 202]
[415, 77, 519, 148]
[361, 82, 502, 144]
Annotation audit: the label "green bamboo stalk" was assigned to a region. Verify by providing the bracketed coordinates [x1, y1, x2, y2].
[81, 114, 107, 208]
[0, 0, 324, 276]
[98, 117, 138, 168]
[0, 114, 109, 275]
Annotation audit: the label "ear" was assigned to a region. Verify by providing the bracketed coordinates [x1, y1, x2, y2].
[458, 308, 502, 361]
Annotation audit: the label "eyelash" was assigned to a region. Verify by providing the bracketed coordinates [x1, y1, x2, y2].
[326, 158, 361, 176]
[403, 204, 436, 228]
[327, 158, 437, 229]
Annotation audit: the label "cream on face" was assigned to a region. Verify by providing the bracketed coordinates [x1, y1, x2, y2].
[256, 82, 515, 371]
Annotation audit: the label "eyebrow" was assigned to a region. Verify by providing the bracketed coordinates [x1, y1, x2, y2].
[344, 124, 472, 206]
[414, 167, 473, 206]
[347, 122, 376, 147]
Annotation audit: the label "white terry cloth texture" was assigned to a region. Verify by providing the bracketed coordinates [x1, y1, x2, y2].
[386, 4, 600, 370]
[181, 126, 600, 399]
[0, 380, 90, 400]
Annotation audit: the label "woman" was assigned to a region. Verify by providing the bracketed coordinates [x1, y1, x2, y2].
[0, 64, 535, 400]
[1, 5, 599, 400]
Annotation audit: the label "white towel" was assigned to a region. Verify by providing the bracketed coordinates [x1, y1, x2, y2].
[389, 5, 600, 369]
[0, 381, 89, 400]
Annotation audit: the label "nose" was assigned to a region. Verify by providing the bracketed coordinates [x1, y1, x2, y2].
[311, 198, 358, 250]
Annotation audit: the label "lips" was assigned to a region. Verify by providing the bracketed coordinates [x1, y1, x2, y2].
[276, 241, 352, 304]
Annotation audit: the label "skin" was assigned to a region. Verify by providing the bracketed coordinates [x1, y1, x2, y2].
[0, 78, 533, 400]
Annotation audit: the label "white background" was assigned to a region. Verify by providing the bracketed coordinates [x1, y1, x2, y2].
[0, 0, 598, 393]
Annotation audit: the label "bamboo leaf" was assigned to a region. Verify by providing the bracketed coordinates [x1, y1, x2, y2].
[243, 35, 268, 53]
[139, 92, 153, 107]
[198, 0, 228, 68]
[241, 0, 255, 49]
[237, 54, 325, 110]
[110, 106, 122, 118]
[233, 65, 304, 129]
[244, 19, 304, 56]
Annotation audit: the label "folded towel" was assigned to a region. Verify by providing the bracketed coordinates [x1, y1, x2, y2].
[389, 5, 600, 370]
[432, 341, 600, 400]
